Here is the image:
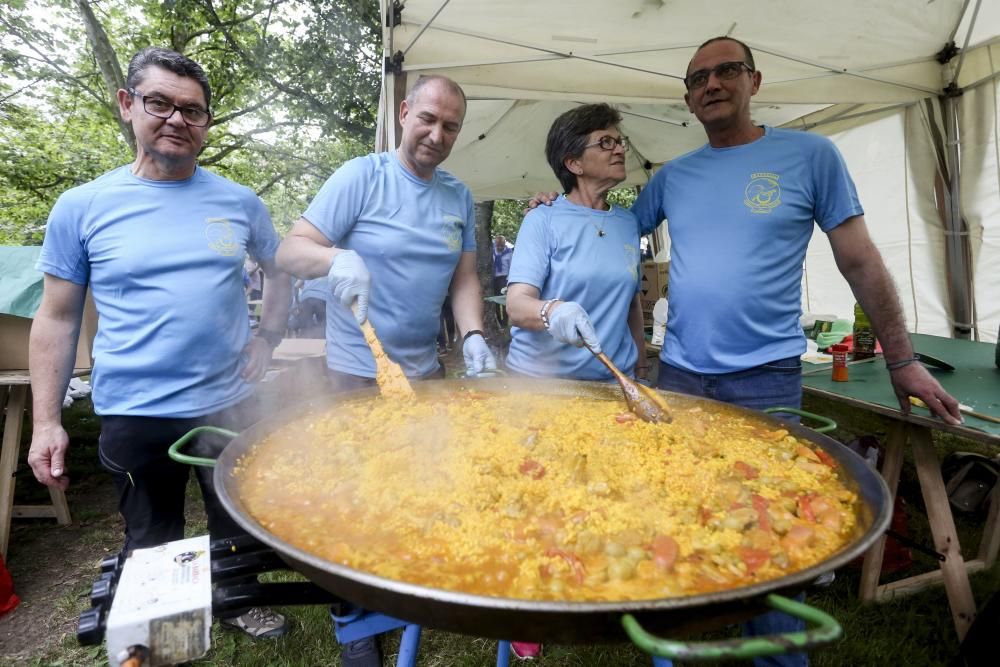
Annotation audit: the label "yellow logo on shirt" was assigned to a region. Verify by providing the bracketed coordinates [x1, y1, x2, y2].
[744, 173, 781, 214]
[442, 214, 463, 252]
[205, 218, 238, 256]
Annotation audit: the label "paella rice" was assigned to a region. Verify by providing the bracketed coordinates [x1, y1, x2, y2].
[235, 389, 864, 602]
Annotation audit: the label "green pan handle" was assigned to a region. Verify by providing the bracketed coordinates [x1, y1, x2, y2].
[622, 593, 842, 661]
[764, 407, 837, 433]
[167, 426, 238, 468]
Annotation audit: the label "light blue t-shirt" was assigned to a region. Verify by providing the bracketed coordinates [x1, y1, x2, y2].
[506, 196, 641, 381]
[303, 151, 476, 378]
[632, 126, 863, 374]
[298, 277, 327, 301]
[38, 166, 280, 417]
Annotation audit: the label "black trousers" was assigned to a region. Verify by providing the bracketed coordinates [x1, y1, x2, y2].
[98, 396, 260, 552]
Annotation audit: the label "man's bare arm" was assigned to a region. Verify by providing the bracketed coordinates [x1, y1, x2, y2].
[27, 275, 87, 489]
[828, 216, 961, 424]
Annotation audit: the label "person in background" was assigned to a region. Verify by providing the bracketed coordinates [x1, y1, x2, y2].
[244, 256, 263, 301]
[492, 234, 514, 326]
[504, 102, 646, 660]
[275, 74, 495, 666]
[27, 47, 291, 638]
[296, 277, 327, 338]
[438, 294, 457, 355]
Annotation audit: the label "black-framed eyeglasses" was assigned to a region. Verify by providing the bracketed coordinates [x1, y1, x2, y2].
[128, 88, 211, 127]
[584, 135, 630, 152]
[684, 61, 754, 91]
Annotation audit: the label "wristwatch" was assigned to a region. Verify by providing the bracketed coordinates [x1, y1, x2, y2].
[255, 328, 283, 348]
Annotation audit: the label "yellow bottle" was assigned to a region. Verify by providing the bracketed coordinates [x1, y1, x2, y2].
[853, 302, 876, 360]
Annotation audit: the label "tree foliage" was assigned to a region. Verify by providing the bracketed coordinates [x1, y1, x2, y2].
[0, 0, 381, 243]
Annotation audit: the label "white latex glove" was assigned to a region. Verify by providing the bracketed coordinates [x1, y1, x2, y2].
[327, 250, 371, 325]
[463, 333, 497, 375]
[547, 302, 601, 353]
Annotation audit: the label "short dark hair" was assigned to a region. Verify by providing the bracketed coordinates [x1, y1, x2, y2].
[689, 36, 756, 75]
[545, 103, 622, 193]
[126, 47, 212, 109]
[406, 75, 467, 110]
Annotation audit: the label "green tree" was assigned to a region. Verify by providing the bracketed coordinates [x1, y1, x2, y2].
[0, 0, 380, 242]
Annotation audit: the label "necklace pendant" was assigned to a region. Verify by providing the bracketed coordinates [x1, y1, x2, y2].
[598, 230, 606, 237]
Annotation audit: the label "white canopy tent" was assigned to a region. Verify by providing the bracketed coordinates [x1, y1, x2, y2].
[376, 0, 1000, 343]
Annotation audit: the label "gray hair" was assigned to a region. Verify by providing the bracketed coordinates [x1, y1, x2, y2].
[126, 47, 212, 109]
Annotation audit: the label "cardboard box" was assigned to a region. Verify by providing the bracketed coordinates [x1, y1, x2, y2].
[640, 261, 669, 318]
[0, 291, 98, 371]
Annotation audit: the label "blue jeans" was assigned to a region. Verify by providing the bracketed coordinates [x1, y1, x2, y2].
[657, 356, 808, 667]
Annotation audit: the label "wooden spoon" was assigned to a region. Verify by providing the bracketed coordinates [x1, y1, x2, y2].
[353, 305, 414, 399]
[584, 342, 672, 424]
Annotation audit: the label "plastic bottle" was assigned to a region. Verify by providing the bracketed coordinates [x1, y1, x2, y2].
[852, 302, 876, 360]
[831, 344, 849, 381]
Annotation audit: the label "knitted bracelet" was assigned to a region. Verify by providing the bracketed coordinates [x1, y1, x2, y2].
[539, 298, 559, 330]
[886, 356, 920, 371]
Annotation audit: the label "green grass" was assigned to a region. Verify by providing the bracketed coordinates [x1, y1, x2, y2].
[10, 395, 1000, 666]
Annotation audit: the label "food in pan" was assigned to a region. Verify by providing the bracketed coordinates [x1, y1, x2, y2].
[235, 390, 863, 601]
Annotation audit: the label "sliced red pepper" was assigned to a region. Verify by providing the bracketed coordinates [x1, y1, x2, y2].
[519, 459, 546, 479]
[739, 547, 771, 573]
[698, 506, 713, 526]
[797, 494, 816, 522]
[751, 494, 771, 532]
[615, 413, 637, 423]
[733, 460, 759, 480]
[544, 548, 586, 584]
[650, 535, 679, 571]
[815, 449, 837, 467]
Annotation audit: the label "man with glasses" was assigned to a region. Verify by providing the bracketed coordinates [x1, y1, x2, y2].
[28, 47, 291, 638]
[634, 35, 959, 422]
[632, 35, 961, 667]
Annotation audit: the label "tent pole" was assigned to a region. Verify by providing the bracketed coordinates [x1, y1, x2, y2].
[941, 92, 973, 340]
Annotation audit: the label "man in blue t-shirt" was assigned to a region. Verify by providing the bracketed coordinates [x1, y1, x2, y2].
[277, 75, 496, 391]
[26, 48, 291, 639]
[276, 73, 495, 667]
[633, 36, 962, 667]
[633, 36, 960, 425]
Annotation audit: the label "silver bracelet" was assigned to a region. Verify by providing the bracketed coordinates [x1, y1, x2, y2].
[886, 356, 920, 371]
[539, 298, 559, 330]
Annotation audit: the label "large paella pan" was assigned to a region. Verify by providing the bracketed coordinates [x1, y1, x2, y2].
[172, 378, 891, 656]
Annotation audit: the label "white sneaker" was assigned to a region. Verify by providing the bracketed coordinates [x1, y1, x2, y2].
[220, 607, 288, 638]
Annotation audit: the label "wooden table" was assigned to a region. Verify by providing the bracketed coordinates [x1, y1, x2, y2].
[802, 334, 1000, 640]
[0, 370, 78, 559]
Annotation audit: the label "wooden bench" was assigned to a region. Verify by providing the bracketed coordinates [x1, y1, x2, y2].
[0, 371, 75, 559]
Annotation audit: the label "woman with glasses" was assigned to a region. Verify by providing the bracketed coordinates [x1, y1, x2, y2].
[506, 103, 647, 385]
[502, 103, 646, 661]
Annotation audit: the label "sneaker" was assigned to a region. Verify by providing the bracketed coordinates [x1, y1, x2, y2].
[511, 642, 542, 660]
[812, 570, 836, 588]
[341, 636, 382, 667]
[220, 607, 288, 638]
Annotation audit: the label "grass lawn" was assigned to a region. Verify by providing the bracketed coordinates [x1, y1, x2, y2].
[2, 392, 997, 666]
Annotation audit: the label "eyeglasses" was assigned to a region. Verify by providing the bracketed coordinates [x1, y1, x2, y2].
[128, 88, 211, 127]
[584, 135, 630, 151]
[684, 61, 754, 90]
